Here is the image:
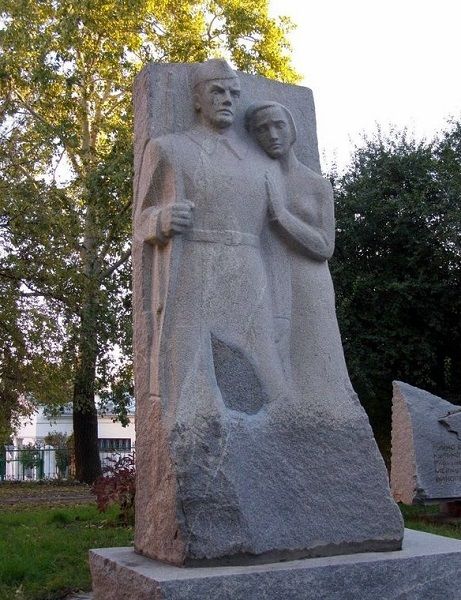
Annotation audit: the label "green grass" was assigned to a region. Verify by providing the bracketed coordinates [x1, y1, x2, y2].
[400, 503, 461, 540]
[1, 498, 461, 600]
[0, 503, 133, 600]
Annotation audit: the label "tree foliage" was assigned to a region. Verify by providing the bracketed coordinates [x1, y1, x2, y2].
[331, 124, 461, 442]
[0, 1, 298, 481]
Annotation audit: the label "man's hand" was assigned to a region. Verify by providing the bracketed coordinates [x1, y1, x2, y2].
[159, 201, 194, 239]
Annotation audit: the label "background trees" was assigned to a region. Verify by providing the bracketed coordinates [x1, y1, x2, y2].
[331, 124, 461, 448]
[2, 1, 458, 475]
[0, 0, 298, 482]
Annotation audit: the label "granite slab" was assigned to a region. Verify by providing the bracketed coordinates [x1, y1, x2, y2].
[90, 529, 461, 600]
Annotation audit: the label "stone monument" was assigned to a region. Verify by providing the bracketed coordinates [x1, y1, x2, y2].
[391, 380, 461, 506]
[90, 60, 461, 599]
[131, 59, 402, 565]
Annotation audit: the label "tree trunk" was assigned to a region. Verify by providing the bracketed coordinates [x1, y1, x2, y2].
[73, 398, 101, 483]
[72, 146, 102, 483]
[73, 294, 102, 483]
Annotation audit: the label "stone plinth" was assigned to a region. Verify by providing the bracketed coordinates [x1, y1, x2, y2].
[391, 381, 461, 504]
[90, 530, 461, 600]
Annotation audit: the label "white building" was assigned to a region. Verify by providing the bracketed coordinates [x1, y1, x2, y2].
[12, 405, 136, 450]
[3, 405, 135, 481]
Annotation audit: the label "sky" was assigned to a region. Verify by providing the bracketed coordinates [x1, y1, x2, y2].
[269, 0, 461, 170]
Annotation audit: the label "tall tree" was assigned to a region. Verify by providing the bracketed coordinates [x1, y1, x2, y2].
[0, 1, 298, 482]
[330, 126, 461, 446]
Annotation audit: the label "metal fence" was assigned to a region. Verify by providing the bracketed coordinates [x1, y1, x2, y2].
[0, 446, 134, 482]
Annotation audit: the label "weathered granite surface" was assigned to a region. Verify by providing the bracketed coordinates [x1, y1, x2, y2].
[131, 60, 403, 566]
[90, 530, 461, 600]
[391, 380, 461, 504]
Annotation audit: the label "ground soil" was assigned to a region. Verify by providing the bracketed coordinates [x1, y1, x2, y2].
[0, 481, 94, 507]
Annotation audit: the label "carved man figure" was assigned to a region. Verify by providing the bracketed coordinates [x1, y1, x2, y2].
[134, 60, 290, 562]
[136, 59, 287, 417]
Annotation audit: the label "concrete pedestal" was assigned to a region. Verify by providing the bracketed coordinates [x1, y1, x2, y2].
[90, 529, 461, 599]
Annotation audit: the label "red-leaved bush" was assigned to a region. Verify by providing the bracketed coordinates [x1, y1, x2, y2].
[91, 453, 136, 525]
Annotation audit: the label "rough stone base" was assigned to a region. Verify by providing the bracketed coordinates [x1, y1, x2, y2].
[90, 529, 461, 599]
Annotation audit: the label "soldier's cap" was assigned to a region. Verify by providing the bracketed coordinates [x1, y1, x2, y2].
[191, 59, 238, 89]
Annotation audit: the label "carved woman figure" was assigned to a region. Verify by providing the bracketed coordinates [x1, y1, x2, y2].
[242, 101, 403, 554]
[245, 101, 359, 419]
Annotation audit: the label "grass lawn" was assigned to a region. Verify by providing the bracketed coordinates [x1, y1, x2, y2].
[1, 491, 461, 600]
[0, 502, 133, 600]
[401, 503, 461, 540]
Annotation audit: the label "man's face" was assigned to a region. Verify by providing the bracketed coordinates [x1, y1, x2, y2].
[251, 106, 292, 158]
[195, 78, 241, 130]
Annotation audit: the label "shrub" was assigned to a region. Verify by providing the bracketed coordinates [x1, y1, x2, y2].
[44, 431, 68, 448]
[91, 453, 135, 525]
[19, 444, 42, 472]
[44, 431, 70, 477]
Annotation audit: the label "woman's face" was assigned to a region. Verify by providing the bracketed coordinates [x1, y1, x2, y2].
[251, 106, 292, 158]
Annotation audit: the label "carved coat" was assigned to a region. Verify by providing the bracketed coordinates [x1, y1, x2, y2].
[134, 125, 289, 427]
